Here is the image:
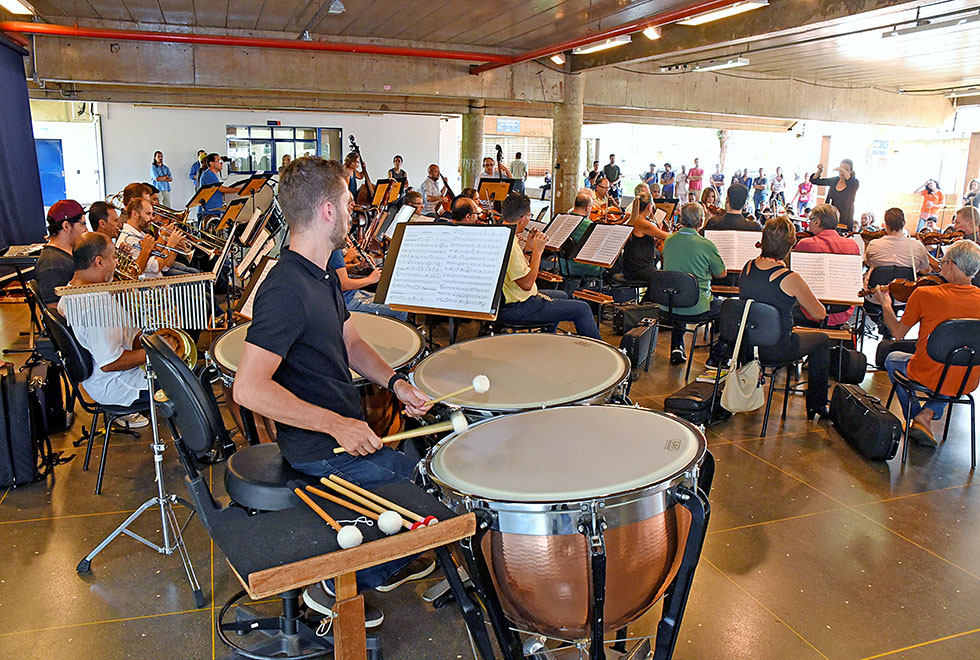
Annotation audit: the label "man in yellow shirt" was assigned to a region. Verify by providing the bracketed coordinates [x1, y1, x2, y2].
[497, 193, 601, 339]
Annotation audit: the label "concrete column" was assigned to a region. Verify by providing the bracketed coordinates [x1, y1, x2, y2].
[816, 135, 832, 203]
[460, 101, 485, 189]
[964, 132, 980, 197]
[552, 73, 585, 215]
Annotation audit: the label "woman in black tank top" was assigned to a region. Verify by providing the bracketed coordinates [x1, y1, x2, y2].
[738, 216, 832, 419]
[623, 193, 669, 282]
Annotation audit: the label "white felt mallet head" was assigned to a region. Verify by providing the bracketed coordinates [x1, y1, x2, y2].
[378, 510, 403, 535]
[472, 374, 491, 394]
[450, 411, 469, 434]
[337, 524, 363, 549]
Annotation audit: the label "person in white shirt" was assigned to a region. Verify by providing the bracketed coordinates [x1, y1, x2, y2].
[57, 233, 177, 426]
[117, 198, 185, 278]
[473, 157, 512, 190]
[865, 207, 939, 278]
[675, 165, 688, 201]
[419, 164, 449, 216]
[509, 152, 528, 195]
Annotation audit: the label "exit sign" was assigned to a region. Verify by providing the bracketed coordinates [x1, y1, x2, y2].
[496, 118, 520, 133]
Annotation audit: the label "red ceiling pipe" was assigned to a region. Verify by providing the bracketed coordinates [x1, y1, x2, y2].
[469, 0, 745, 74]
[0, 21, 513, 63]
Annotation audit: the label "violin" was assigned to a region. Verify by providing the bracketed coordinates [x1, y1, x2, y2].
[795, 230, 814, 242]
[704, 203, 724, 217]
[859, 274, 946, 303]
[590, 205, 626, 224]
[848, 229, 885, 243]
[915, 230, 963, 246]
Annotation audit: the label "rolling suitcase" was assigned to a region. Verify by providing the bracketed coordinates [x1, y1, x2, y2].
[829, 384, 902, 461]
[619, 320, 657, 372]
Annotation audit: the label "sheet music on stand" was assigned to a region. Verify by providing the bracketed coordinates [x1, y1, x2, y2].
[790, 252, 864, 304]
[237, 256, 278, 320]
[375, 223, 514, 320]
[704, 230, 761, 272]
[186, 183, 219, 209]
[543, 214, 583, 250]
[384, 204, 423, 239]
[477, 179, 515, 206]
[573, 224, 633, 268]
[654, 199, 677, 227]
[371, 179, 402, 206]
[519, 220, 548, 247]
[236, 229, 274, 279]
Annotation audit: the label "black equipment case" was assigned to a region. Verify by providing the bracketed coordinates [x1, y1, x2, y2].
[664, 380, 731, 426]
[830, 345, 868, 385]
[612, 303, 659, 335]
[619, 320, 657, 372]
[829, 384, 902, 461]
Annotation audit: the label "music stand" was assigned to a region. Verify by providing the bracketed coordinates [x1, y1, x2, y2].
[236, 174, 269, 198]
[371, 179, 402, 207]
[186, 183, 220, 209]
[214, 198, 247, 233]
[477, 179, 516, 210]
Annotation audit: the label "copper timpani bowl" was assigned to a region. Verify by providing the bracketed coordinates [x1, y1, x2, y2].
[422, 405, 706, 639]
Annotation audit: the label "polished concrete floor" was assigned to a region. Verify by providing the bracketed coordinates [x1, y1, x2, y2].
[1, 299, 979, 660]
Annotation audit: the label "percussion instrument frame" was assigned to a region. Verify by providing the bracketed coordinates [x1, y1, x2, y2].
[422, 409, 715, 660]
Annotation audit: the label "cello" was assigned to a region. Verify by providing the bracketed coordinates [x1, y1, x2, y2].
[348, 135, 376, 207]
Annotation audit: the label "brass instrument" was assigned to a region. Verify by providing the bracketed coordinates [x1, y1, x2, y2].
[114, 249, 141, 281]
[151, 203, 189, 224]
[150, 220, 223, 258]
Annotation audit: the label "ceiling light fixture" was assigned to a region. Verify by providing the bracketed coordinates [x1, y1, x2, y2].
[327, 0, 345, 15]
[572, 35, 631, 55]
[550, 53, 566, 65]
[659, 63, 691, 73]
[677, 1, 768, 26]
[642, 26, 662, 40]
[882, 11, 980, 38]
[693, 56, 750, 72]
[0, 0, 35, 15]
[946, 87, 980, 98]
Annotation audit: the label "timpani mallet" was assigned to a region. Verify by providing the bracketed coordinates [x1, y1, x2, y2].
[425, 374, 491, 406]
[333, 411, 468, 454]
[307, 484, 407, 534]
[327, 474, 438, 528]
[293, 486, 364, 548]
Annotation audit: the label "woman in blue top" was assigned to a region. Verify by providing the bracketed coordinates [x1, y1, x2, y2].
[151, 151, 173, 206]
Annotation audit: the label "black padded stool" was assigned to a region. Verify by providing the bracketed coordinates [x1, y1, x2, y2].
[225, 443, 312, 512]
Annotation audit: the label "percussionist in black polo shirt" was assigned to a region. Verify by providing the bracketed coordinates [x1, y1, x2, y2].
[234, 157, 434, 610]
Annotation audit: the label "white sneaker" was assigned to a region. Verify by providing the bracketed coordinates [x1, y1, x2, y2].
[112, 413, 149, 429]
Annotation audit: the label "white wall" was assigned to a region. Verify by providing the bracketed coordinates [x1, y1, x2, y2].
[99, 104, 446, 207]
[32, 120, 103, 206]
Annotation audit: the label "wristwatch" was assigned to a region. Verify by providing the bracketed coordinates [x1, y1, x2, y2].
[387, 373, 411, 393]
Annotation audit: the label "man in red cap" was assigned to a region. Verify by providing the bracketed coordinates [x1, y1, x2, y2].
[37, 199, 87, 307]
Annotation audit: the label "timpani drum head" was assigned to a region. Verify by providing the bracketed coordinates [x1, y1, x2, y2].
[210, 313, 423, 382]
[411, 334, 630, 412]
[427, 406, 703, 502]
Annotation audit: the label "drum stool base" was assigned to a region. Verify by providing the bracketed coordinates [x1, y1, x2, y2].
[524, 637, 651, 659]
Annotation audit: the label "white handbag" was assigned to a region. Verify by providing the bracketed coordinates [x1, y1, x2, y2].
[721, 299, 765, 413]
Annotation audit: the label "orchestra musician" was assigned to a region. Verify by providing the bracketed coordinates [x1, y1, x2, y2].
[622, 183, 650, 217]
[622, 193, 669, 283]
[473, 156, 512, 189]
[560, 193, 604, 281]
[699, 186, 721, 218]
[497, 193, 601, 339]
[234, 156, 435, 612]
[865, 208, 939, 277]
[343, 151, 368, 199]
[450, 197, 481, 224]
[951, 205, 979, 243]
[794, 204, 860, 328]
[419, 164, 449, 216]
[37, 199, 87, 308]
[117, 198, 186, 279]
[703, 185, 761, 232]
[327, 248, 408, 321]
[810, 159, 859, 233]
[387, 155, 408, 187]
[876, 239, 980, 446]
[88, 201, 122, 240]
[593, 178, 613, 208]
[199, 153, 240, 218]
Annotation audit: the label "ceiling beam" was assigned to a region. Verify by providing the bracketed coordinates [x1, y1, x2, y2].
[570, 0, 923, 72]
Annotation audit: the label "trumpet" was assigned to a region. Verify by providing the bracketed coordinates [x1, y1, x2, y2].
[151, 203, 191, 224]
[150, 220, 222, 258]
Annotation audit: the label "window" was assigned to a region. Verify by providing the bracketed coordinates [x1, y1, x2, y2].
[226, 125, 340, 173]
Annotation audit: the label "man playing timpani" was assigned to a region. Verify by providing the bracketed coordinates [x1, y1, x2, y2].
[234, 156, 435, 621]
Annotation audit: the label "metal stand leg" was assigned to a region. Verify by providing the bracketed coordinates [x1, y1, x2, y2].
[76, 359, 205, 608]
[579, 505, 607, 660]
[435, 545, 496, 660]
[459, 528, 524, 660]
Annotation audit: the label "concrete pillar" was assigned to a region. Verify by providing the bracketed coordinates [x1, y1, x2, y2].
[460, 101, 485, 190]
[816, 135, 832, 203]
[552, 73, 585, 215]
[965, 132, 980, 197]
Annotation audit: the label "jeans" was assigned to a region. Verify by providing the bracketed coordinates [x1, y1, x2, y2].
[670, 299, 721, 352]
[513, 180, 526, 195]
[290, 448, 418, 592]
[164, 261, 199, 276]
[884, 351, 946, 421]
[346, 290, 408, 321]
[797, 201, 809, 216]
[498, 290, 601, 339]
[753, 192, 766, 213]
[758, 331, 830, 413]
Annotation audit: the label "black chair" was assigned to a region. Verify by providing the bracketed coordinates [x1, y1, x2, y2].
[39, 307, 151, 494]
[718, 299, 791, 437]
[862, 265, 915, 338]
[645, 270, 719, 381]
[886, 319, 980, 466]
[22, 279, 61, 366]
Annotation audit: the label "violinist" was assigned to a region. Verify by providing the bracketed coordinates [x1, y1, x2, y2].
[865, 208, 938, 276]
[703, 184, 762, 232]
[951, 205, 979, 243]
[419, 164, 449, 216]
[622, 183, 650, 217]
[560, 193, 603, 280]
[622, 193, 669, 283]
[700, 186, 722, 219]
[876, 240, 980, 446]
[450, 197, 480, 225]
[593, 177, 613, 208]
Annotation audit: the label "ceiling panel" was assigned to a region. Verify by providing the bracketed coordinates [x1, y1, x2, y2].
[156, 0, 196, 25]
[226, 0, 267, 30]
[121, 0, 164, 24]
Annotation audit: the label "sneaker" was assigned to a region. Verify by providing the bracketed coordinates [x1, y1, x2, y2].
[112, 413, 149, 429]
[909, 420, 938, 447]
[303, 582, 384, 628]
[670, 348, 686, 365]
[374, 557, 436, 593]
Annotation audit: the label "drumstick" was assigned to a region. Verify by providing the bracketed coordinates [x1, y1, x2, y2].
[332, 412, 468, 454]
[327, 474, 430, 524]
[425, 374, 491, 406]
[293, 487, 342, 531]
[306, 484, 410, 532]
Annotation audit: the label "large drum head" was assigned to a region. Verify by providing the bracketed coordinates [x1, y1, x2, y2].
[428, 406, 703, 503]
[210, 313, 423, 381]
[411, 334, 630, 412]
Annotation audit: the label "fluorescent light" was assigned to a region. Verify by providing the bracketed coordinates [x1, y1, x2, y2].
[882, 12, 980, 38]
[550, 53, 566, 65]
[572, 35, 631, 55]
[0, 0, 34, 14]
[642, 26, 662, 40]
[947, 87, 980, 98]
[327, 0, 345, 15]
[677, 1, 768, 26]
[694, 56, 749, 72]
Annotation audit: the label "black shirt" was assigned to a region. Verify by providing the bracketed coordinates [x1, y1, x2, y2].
[36, 245, 74, 306]
[623, 233, 658, 279]
[704, 213, 762, 232]
[810, 174, 859, 232]
[245, 249, 361, 464]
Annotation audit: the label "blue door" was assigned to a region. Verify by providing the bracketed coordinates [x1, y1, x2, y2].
[35, 138, 66, 207]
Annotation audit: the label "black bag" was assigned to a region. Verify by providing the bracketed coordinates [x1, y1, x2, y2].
[829, 384, 902, 461]
[830, 345, 868, 384]
[619, 321, 658, 372]
[612, 303, 659, 335]
[664, 380, 731, 426]
[875, 339, 917, 370]
[0, 365, 43, 487]
[28, 362, 70, 434]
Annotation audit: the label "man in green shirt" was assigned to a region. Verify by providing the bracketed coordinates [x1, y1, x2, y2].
[661, 202, 726, 364]
[559, 192, 605, 280]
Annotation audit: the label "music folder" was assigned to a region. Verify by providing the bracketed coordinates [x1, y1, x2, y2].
[371, 179, 403, 207]
[236, 174, 269, 198]
[186, 183, 219, 209]
[477, 179, 516, 206]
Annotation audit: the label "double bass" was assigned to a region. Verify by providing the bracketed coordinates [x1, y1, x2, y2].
[348, 135, 376, 207]
[434, 174, 456, 216]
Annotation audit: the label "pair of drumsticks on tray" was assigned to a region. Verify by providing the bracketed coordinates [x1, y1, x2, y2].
[293, 474, 439, 549]
[331, 374, 490, 455]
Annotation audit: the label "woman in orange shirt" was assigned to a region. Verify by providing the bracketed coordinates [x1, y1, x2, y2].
[915, 179, 945, 231]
